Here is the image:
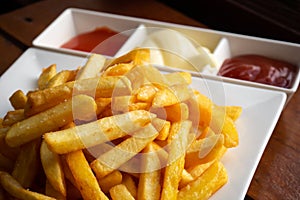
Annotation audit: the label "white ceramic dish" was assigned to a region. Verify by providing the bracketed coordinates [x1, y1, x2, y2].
[32, 8, 300, 104]
[0, 48, 287, 200]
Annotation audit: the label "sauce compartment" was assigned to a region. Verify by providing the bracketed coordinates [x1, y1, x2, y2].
[33, 8, 300, 104]
[32, 8, 142, 57]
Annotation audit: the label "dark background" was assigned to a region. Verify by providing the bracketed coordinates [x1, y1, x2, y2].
[158, 0, 300, 44]
[1, 0, 300, 44]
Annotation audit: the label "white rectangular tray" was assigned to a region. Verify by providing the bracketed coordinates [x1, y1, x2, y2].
[0, 47, 287, 200]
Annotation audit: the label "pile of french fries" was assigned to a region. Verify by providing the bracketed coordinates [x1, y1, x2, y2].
[0, 48, 242, 200]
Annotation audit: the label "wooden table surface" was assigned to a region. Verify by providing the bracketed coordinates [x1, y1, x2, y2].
[0, 0, 299, 199]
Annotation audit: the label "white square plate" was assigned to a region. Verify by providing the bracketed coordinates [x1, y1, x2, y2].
[0, 48, 286, 200]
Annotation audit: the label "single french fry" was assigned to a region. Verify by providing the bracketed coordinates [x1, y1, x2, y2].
[91, 123, 158, 179]
[40, 140, 66, 197]
[221, 116, 239, 148]
[107, 48, 150, 67]
[135, 84, 157, 102]
[102, 63, 134, 76]
[137, 143, 161, 200]
[47, 69, 79, 88]
[194, 90, 213, 127]
[6, 94, 97, 147]
[65, 150, 108, 200]
[122, 173, 137, 199]
[11, 139, 40, 188]
[25, 76, 131, 116]
[77, 54, 106, 80]
[151, 142, 169, 167]
[177, 161, 228, 200]
[0, 171, 55, 200]
[152, 84, 192, 108]
[164, 71, 192, 85]
[185, 134, 224, 168]
[109, 184, 135, 200]
[210, 107, 239, 148]
[164, 102, 189, 122]
[38, 64, 57, 89]
[44, 110, 155, 154]
[224, 105, 242, 121]
[151, 118, 171, 141]
[126, 65, 167, 91]
[9, 90, 27, 110]
[98, 170, 122, 194]
[179, 169, 194, 189]
[187, 145, 227, 179]
[2, 109, 25, 127]
[45, 179, 66, 200]
[160, 120, 192, 200]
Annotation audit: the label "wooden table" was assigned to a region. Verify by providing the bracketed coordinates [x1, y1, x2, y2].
[0, 0, 299, 199]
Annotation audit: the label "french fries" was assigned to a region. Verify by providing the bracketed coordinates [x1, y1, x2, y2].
[0, 48, 242, 200]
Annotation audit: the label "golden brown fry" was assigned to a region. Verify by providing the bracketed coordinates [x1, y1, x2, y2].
[11, 139, 40, 188]
[65, 150, 108, 200]
[160, 120, 192, 200]
[102, 63, 134, 76]
[6, 94, 97, 147]
[98, 170, 122, 194]
[9, 90, 27, 110]
[137, 143, 161, 200]
[107, 48, 150, 67]
[194, 90, 213, 127]
[46, 69, 79, 88]
[40, 140, 66, 197]
[109, 184, 135, 200]
[152, 84, 192, 108]
[2, 109, 25, 127]
[164, 71, 192, 85]
[38, 64, 57, 89]
[0, 171, 55, 200]
[121, 173, 137, 199]
[77, 54, 106, 80]
[151, 118, 171, 141]
[177, 161, 228, 200]
[185, 134, 224, 168]
[135, 84, 157, 102]
[25, 76, 131, 116]
[91, 123, 158, 179]
[164, 102, 189, 122]
[224, 105, 243, 121]
[179, 169, 194, 189]
[44, 110, 155, 154]
[210, 107, 239, 148]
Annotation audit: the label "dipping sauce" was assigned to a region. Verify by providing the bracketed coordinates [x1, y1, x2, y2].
[218, 54, 297, 88]
[60, 26, 129, 56]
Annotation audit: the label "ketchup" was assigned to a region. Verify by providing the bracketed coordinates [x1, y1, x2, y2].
[60, 26, 128, 56]
[218, 54, 297, 88]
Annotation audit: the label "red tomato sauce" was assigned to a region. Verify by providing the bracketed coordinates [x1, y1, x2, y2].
[217, 54, 297, 88]
[60, 27, 129, 56]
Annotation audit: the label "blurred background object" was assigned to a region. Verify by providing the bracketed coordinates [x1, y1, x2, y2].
[0, 0, 40, 14]
[1, 0, 299, 44]
[159, 0, 300, 44]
